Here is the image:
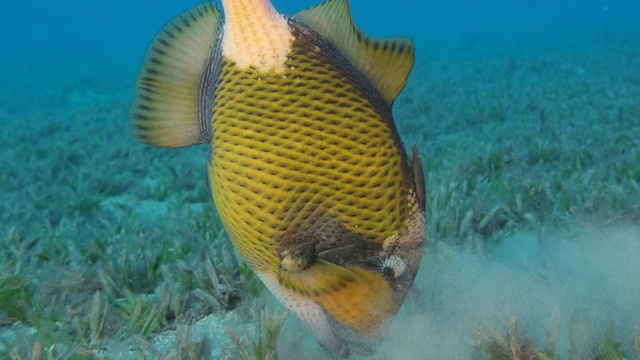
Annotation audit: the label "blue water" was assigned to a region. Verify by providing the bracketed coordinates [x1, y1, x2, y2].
[1, 0, 638, 81]
[0, 0, 638, 118]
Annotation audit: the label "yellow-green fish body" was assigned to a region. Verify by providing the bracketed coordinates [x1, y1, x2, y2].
[132, 0, 426, 356]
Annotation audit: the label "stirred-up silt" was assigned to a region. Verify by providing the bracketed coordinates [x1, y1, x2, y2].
[131, 0, 426, 356]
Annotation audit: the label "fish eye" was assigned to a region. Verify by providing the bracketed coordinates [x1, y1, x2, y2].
[381, 255, 407, 278]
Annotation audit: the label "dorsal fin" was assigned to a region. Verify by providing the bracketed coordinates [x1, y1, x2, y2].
[131, 2, 222, 148]
[295, 0, 415, 104]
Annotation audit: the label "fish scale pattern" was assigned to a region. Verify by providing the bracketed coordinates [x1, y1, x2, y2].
[208, 37, 409, 274]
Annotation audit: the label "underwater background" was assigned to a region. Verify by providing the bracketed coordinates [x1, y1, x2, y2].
[1, 0, 640, 358]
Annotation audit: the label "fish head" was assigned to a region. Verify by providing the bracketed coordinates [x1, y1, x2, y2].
[275, 199, 426, 356]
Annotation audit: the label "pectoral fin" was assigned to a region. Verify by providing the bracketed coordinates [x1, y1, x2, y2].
[410, 144, 426, 211]
[278, 258, 357, 297]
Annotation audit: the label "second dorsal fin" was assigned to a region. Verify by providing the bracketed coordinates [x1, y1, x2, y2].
[131, 2, 222, 148]
[295, 0, 415, 104]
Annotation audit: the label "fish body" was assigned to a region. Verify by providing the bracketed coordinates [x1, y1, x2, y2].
[131, 0, 426, 356]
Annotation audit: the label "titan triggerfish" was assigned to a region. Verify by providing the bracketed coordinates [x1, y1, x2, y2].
[131, 0, 426, 356]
